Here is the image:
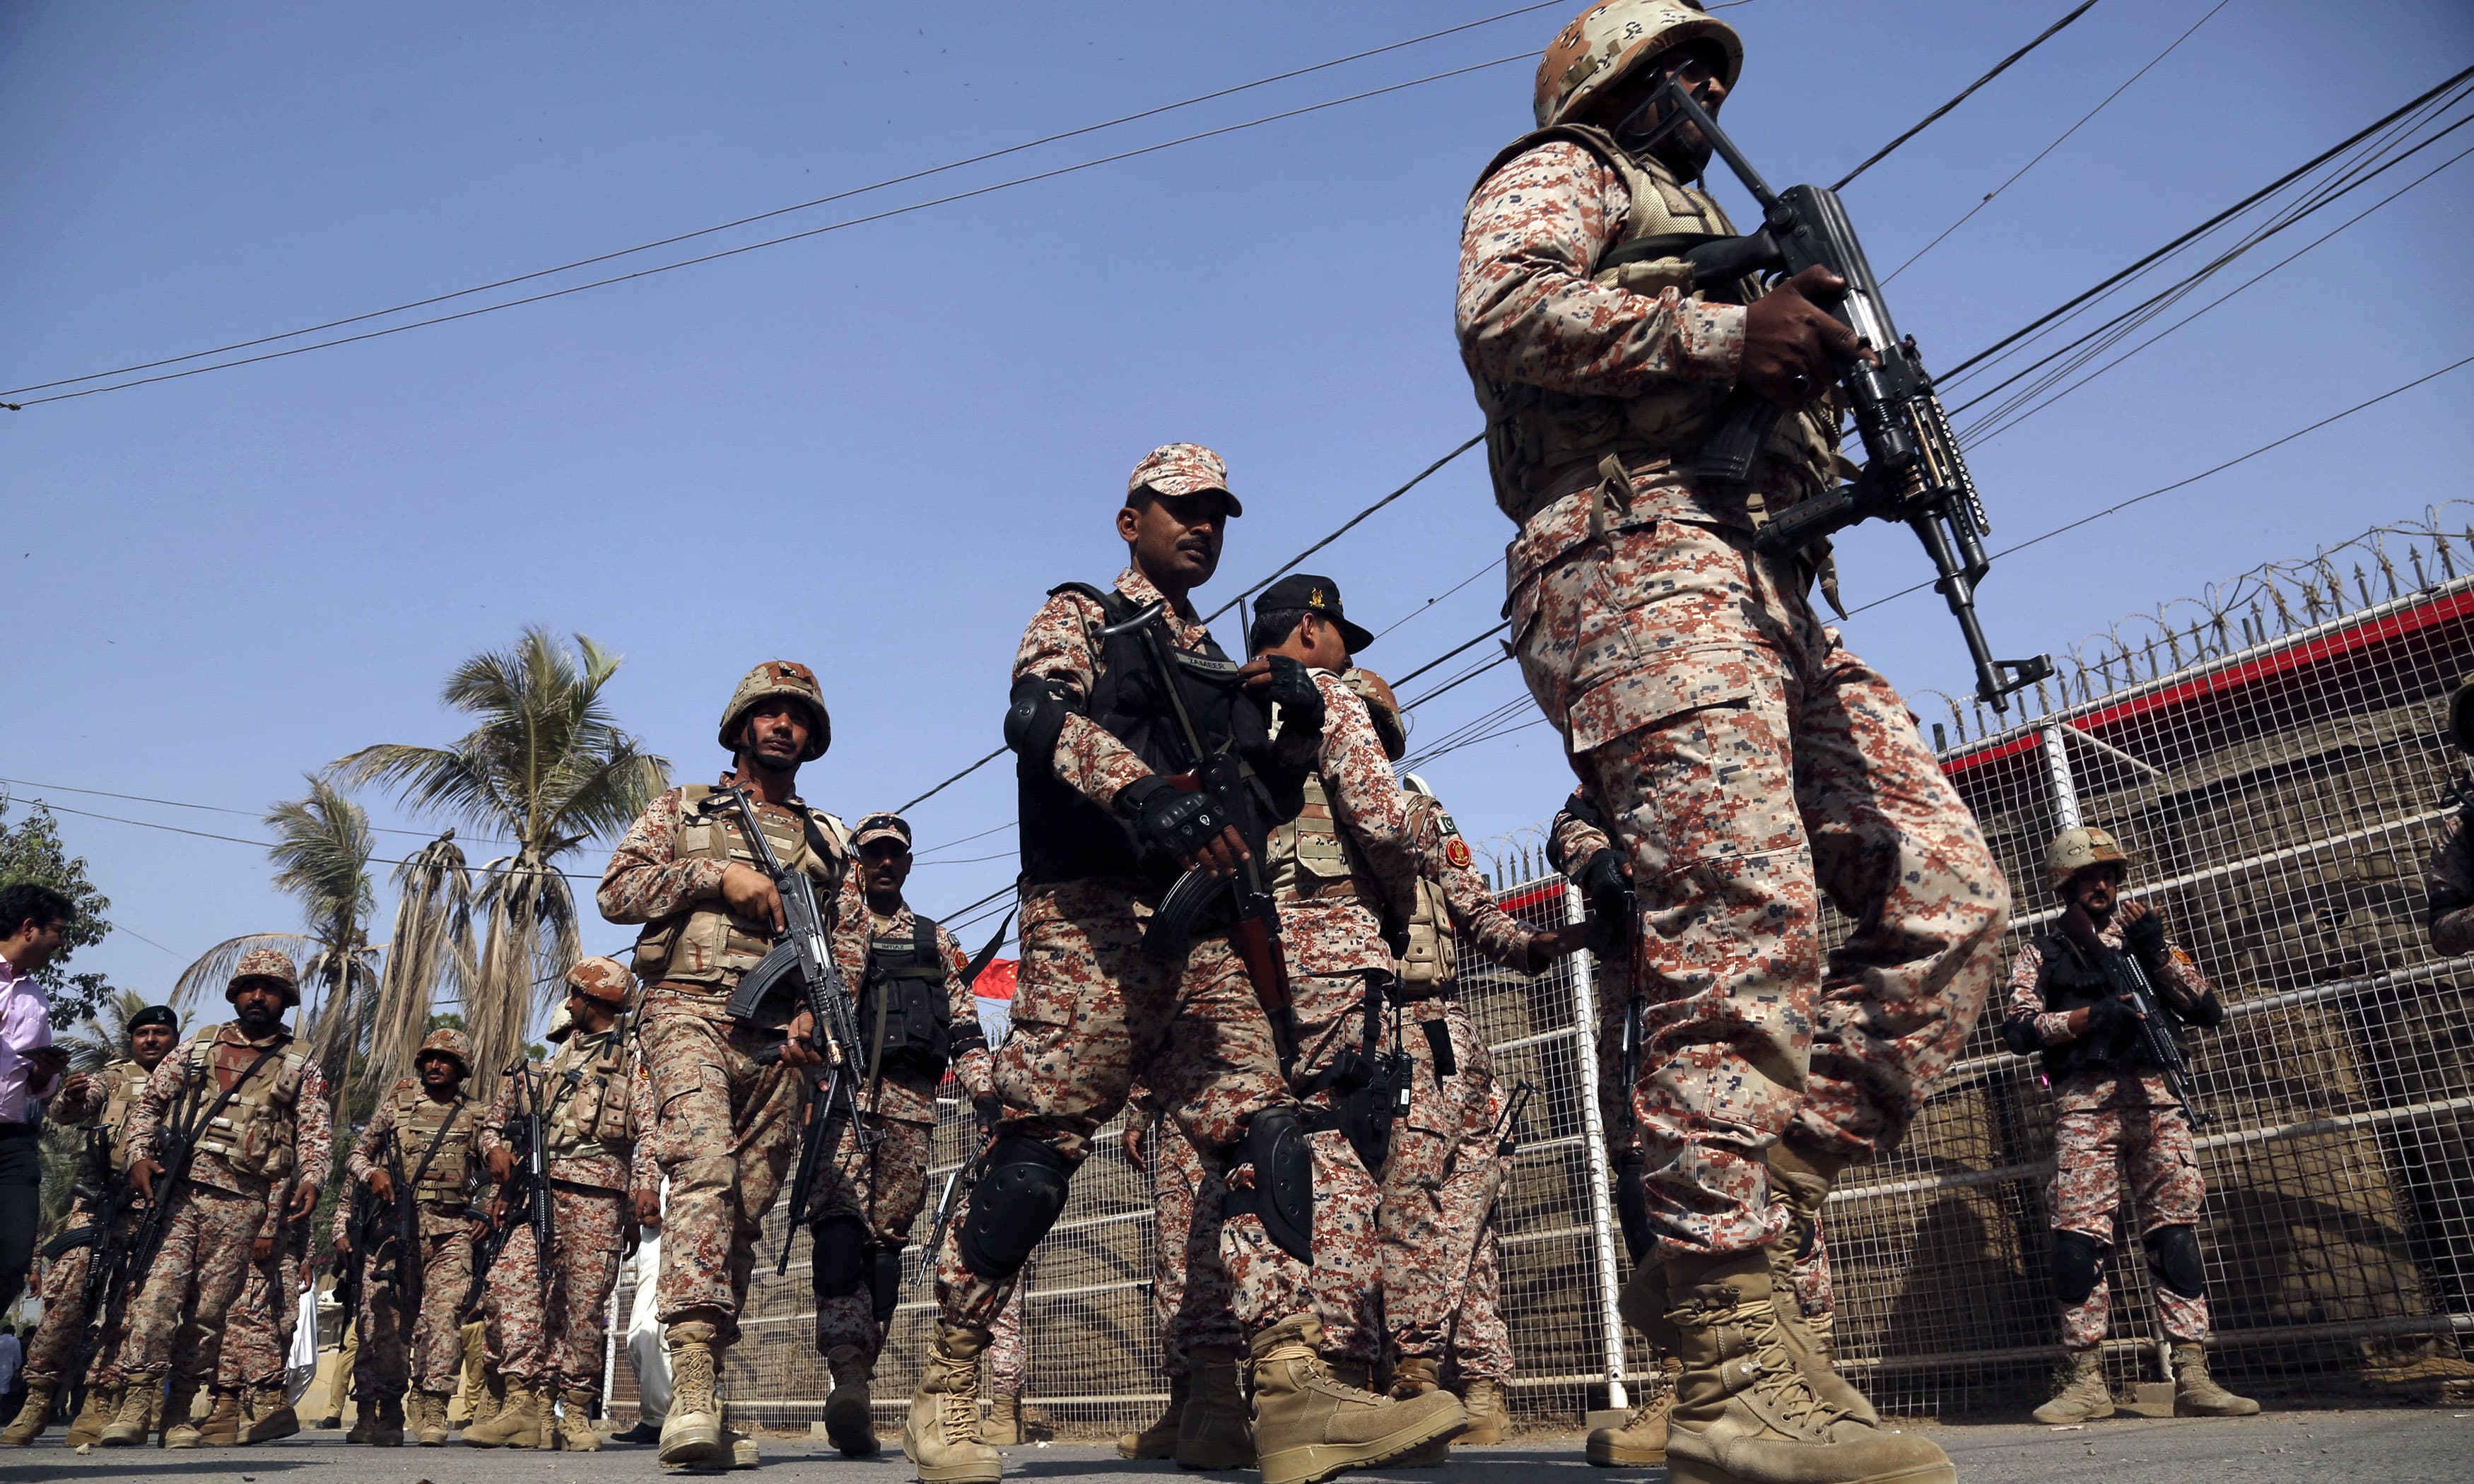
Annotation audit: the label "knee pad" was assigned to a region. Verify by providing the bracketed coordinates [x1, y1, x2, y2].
[811, 1214, 869, 1298]
[1223, 1107, 1314, 1265]
[2051, 1230, 2106, 1306]
[2145, 1224, 2206, 1299]
[869, 1245, 904, 1326]
[958, 1135, 1074, 1281]
[1615, 1148, 1653, 1265]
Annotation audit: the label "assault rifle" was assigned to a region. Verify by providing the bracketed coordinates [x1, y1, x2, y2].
[1620, 75, 2053, 711]
[1443, 1081, 1536, 1355]
[2059, 911, 2210, 1126]
[372, 1126, 425, 1319]
[1102, 599, 1298, 1070]
[914, 948, 1013, 1290]
[713, 784, 875, 1274]
[503, 1063, 555, 1299]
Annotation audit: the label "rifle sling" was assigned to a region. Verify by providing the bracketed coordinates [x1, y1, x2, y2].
[165, 1040, 289, 1184]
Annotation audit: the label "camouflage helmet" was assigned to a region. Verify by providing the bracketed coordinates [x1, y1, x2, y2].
[414, 1027, 471, 1077]
[719, 660, 831, 762]
[228, 947, 301, 1008]
[564, 955, 635, 1008]
[2044, 827, 2133, 890]
[1534, 0, 1743, 129]
[1342, 668, 1407, 762]
[2449, 676, 2474, 755]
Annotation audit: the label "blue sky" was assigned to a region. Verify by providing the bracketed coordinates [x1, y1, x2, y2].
[6, 0, 2470, 1016]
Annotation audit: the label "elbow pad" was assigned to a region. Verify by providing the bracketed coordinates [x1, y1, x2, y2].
[1002, 676, 1077, 763]
[1999, 1014, 2043, 1058]
[2182, 989, 2226, 1030]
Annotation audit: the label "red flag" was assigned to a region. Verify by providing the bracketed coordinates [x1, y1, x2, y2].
[972, 958, 1017, 1000]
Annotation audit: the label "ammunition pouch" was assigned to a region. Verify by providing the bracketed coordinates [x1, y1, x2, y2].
[860, 919, 953, 1079]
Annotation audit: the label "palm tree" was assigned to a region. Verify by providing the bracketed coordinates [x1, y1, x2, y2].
[368, 830, 476, 1097]
[175, 777, 382, 1102]
[332, 628, 668, 1090]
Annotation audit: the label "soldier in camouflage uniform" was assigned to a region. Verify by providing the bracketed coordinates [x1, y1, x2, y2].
[212, 1174, 310, 1444]
[811, 811, 995, 1459]
[346, 1027, 487, 1446]
[1113, 1094, 1236, 1461]
[466, 958, 656, 1451]
[2422, 679, 2474, 954]
[2003, 829, 2257, 1423]
[101, 950, 332, 1449]
[1465, 7, 2011, 1482]
[908, 447, 1462, 1484]
[1, 1004, 180, 1447]
[599, 659, 861, 1471]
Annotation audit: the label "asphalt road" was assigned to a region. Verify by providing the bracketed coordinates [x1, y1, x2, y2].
[6, 1407, 2468, 1483]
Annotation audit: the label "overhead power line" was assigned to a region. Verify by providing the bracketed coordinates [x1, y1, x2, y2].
[1832, 0, 2105, 190]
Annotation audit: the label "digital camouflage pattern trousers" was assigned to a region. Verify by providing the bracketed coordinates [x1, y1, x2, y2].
[218, 1239, 300, 1391]
[1384, 996, 1513, 1382]
[809, 1112, 932, 1367]
[358, 1210, 474, 1396]
[1283, 970, 1390, 1366]
[481, 1182, 628, 1391]
[2048, 1082, 2208, 1348]
[1516, 503, 2010, 1258]
[110, 1182, 266, 1388]
[22, 1197, 136, 1389]
[931, 879, 1352, 1343]
[639, 1007, 802, 1345]
[1147, 1112, 1238, 1371]
[986, 1266, 1029, 1394]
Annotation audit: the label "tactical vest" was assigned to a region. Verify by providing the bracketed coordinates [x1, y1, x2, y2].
[541, 1031, 635, 1162]
[1265, 774, 1377, 909]
[631, 783, 850, 985]
[859, 917, 954, 1079]
[178, 1027, 312, 1184]
[95, 1059, 153, 1177]
[1395, 800, 1465, 996]
[1467, 122, 1842, 524]
[2022, 929, 2190, 1081]
[1017, 583, 1306, 887]
[386, 1082, 479, 1207]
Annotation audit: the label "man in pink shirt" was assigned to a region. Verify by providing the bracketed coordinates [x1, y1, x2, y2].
[0, 883, 76, 1317]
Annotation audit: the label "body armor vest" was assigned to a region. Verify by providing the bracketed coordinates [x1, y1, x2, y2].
[860, 917, 954, 1079]
[2022, 929, 2191, 1081]
[387, 1082, 478, 1206]
[1467, 122, 1841, 524]
[1017, 583, 1306, 887]
[95, 1059, 153, 1178]
[631, 784, 850, 985]
[180, 1028, 312, 1184]
[1265, 774, 1377, 909]
[541, 1032, 635, 1163]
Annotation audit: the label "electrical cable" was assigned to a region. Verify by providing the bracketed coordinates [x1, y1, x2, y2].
[0, 774, 519, 847]
[1831, 0, 2106, 191]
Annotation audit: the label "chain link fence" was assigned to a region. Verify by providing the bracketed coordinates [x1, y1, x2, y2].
[613, 510, 2474, 1429]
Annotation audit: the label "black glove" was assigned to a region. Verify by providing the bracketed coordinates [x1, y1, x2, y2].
[1119, 775, 1229, 863]
[1262, 654, 1326, 737]
[2078, 996, 2130, 1042]
[2123, 909, 2167, 964]
[1578, 849, 1630, 924]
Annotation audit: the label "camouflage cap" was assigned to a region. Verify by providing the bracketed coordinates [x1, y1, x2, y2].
[2045, 827, 2134, 890]
[228, 948, 301, 1007]
[852, 811, 913, 851]
[1126, 442, 1243, 517]
[564, 955, 635, 1008]
[1535, 0, 1743, 129]
[415, 1027, 472, 1075]
[719, 660, 832, 762]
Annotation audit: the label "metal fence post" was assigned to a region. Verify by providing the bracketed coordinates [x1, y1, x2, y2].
[1566, 882, 1631, 1411]
[2042, 725, 2081, 832]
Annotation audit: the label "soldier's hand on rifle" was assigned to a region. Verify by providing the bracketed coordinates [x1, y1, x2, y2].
[254, 1235, 274, 1264]
[720, 861, 786, 934]
[488, 1148, 515, 1184]
[1742, 266, 1870, 411]
[368, 1169, 396, 1206]
[288, 1179, 319, 1220]
[130, 1155, 163, 1201]
[1120, 775, 1249, 879]
[1121, 1121, 1147, 1171]
[779, 1008, 825, 1068]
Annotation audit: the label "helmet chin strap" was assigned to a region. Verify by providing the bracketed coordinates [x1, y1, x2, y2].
[1612, 69, 1718, 176]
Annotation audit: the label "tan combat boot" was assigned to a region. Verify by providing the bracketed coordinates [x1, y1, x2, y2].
[467, 1376, 545, 1447]
[417, 1389, 458, 1446]
[1456, 1379, 1508, 1445]
[659, 1321, 726, 1467]
[242, 1382, 300, 1444]
[99, 1381, 156, 1447]
[984, 1394, 1024, 1447]
[2032, 1349, 2113, 1424]
[66, 1384, 114, 1447]
[1117, 1368, 1188, 1459]
[1664, 1249, 1952, 1484]
[345, 1391, 378, 1444]
[1248, 1314, 1464, 1484]
[2171, 1344, 2259, 1417]
[465, 1367, 505, 1432]
[0, 1379, 55, 1445]
[160, 1381, 206, 1449]
[369, 1391, 406, 1447]
[1764, 1143, 1878, 1425]
[197, 1389, 242, 1446]
[823, 1345, 878, 1457]
[557, 1388, 604, 1451]
[1588, 1357, 1680, 1466]
[1390, 1358, 1450, 1466]
[1178, 1342, 1255, 1470]
[901, 1321, 999, 1484]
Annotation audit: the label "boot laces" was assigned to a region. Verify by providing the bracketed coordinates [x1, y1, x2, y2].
[1733, 1298, 1848, 1432]
[1306, 1355, 1384, 1404]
